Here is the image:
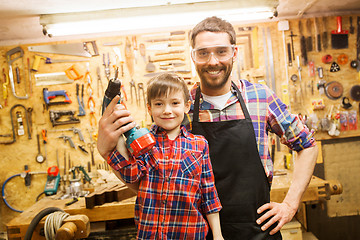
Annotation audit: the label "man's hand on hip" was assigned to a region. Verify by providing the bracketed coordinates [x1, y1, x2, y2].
[256, 201, 297, 235]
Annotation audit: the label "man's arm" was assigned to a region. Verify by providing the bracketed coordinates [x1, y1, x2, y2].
[206, 212, 224, 240]
[256, 145, 318, 235]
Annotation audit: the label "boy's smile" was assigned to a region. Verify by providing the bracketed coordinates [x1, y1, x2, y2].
[148, 90, 190, 140]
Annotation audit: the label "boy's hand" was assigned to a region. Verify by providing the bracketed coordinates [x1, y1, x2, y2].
[97, 95, 137, 159]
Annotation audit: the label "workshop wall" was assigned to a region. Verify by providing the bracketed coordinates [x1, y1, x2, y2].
[1, 15, 359, 234]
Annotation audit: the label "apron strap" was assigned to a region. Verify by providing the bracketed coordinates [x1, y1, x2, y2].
[193, 81, 251, 122]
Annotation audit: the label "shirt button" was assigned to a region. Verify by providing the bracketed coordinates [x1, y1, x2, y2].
[162, 222, 165, 226]
[162, 200, 166, 204]
[166, 177, 170, 182]
[165, 156, 168, 160]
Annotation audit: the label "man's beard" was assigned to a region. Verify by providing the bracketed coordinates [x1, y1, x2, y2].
[198, 62, 233, 90]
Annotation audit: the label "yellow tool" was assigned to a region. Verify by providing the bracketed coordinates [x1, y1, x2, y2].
[2, 68, 9, 107]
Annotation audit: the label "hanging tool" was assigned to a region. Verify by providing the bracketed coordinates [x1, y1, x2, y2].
[142, 31, 185, 39]
[331, 16, 348, 49]
[132, 36, 138, 63]
[84, 63, 96, 127]
[350, 85, 360, 101]
[88, 142, 96, 166]
[16, 111, 25, 136]
[322, 17, 329, 50]
[36, 133, 45, 163]
[34, 72, 73, 86]
[44, 166, 61, 196]
[31, 55, 89, 72]
[0, 104, 31, 145]
[50, 127, 85, 142]
[287, 43, 292, 66]
[325, 81, 344, 100]
[138, 83, 147, 120]
[102, 53, 111, 80]
[41, 129, 48, 165]
[130, 79, 139, 106]
[6, 47, 29, 99]
[152, 54, 185, 62]
[306, 19, 313, 52]
[76, 83, 86, 116]
[58, 134, 76, 148]
[296, 56, 305, 104]
[146, 42, 184, 51]
[349, 16, 355, 34]
[113, 47, 124, 77]
[65, 65, 83, 80]
[146, 56, 156, 72]
[43, 88, 71, 109]
[102, 68, 156, 157]
[289, 31, 296, 61]
[96, 66, 104, 97]
[314, 18, 321, 52]
[27, 58, 32, 96]
[2, 68, 9, 107]
[139, 43, 146, 63]
[145, 35, 185, 42]
[125, 37, 134, 77]
[28, 41, 99, 57]
[298, 20, 308, 66]
[49, 110, 80, 126]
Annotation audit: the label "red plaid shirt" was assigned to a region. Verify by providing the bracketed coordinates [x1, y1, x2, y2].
[108, 125, 222, 240]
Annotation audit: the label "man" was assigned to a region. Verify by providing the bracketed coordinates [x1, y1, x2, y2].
[97, 16, 318, 239]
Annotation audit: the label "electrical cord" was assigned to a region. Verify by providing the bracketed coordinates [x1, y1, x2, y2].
[24, 207, 63, 240]
[44, 211, 70, 240]
[1, 173, 23, 212]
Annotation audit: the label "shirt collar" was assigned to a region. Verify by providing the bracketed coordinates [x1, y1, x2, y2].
[189, 79, 244, 108]
[150, 124, 190, 138]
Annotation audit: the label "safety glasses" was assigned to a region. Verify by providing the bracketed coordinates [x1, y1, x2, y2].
[191, 45, 235, 63]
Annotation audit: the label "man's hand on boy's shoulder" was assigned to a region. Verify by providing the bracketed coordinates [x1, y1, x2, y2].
[97, 96, 137, 159]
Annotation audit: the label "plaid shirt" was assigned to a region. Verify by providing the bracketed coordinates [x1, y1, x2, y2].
[183, 79, 316, 184]
[108, 125, 222, 240]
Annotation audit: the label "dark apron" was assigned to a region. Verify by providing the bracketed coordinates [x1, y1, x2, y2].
[192, 82, 282, 240]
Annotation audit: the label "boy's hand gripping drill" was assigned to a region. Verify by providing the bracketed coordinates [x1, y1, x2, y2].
[102, 69, 156, 157]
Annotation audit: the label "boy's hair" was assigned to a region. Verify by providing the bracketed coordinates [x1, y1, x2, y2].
[146, 72, 190, 104]
[190, 16, 236, 48]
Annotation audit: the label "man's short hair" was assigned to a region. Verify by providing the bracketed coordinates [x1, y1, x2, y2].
[146, 72, 190, 104]
[190, 16, 236, 48]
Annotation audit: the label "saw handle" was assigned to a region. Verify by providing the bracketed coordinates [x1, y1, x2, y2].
[332, 16, 348, 34]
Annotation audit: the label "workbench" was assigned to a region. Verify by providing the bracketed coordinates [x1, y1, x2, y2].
[6, 170, 340, 240]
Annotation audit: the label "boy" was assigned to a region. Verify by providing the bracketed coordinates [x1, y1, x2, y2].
[106, 73, 224, 240]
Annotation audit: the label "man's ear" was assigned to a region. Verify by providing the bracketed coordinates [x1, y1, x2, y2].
[232, 45, 238, 62]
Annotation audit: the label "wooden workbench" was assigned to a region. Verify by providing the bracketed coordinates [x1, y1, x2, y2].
[6, 171, 339, 240]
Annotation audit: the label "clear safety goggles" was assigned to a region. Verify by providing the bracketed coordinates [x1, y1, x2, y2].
[191, 45, 235, 63]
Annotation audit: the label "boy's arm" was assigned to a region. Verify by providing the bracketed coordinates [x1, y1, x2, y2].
[206, 212, 224, 240]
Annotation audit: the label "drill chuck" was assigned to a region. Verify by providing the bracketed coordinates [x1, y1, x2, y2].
[102, 76, 155, 157]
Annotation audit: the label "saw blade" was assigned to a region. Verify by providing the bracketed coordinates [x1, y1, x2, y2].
[28, 43, 92, 58]
[350, 85, 360, 101]
[325, 81, 343, 99]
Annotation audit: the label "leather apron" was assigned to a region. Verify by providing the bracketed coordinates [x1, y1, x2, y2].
[192, 82, 282, 240]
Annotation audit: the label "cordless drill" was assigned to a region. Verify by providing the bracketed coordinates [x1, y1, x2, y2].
[102, 69, 156, 157]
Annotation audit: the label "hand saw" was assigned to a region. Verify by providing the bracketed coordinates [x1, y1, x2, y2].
[28, 41, 99, 58]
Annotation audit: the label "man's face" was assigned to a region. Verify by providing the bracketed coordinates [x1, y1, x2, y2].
[192, 31, 237, 96]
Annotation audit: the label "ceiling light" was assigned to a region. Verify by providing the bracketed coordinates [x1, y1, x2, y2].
[40, 1, 278, 37]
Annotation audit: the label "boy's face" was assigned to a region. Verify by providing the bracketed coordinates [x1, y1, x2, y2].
[147, 90, 190, 139]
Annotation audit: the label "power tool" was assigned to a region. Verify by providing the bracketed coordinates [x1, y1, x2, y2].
[44, 166, 61, 196]
[102, 69, 156, 157]
[43, 88, 72, 109]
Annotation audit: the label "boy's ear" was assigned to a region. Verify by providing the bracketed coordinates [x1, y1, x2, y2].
[147, 103, 152, 115]
[184, 100, 191, 113]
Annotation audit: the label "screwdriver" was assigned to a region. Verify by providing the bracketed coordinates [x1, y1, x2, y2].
[32, 55, 89, 71]
[41, 129, 48, 166]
